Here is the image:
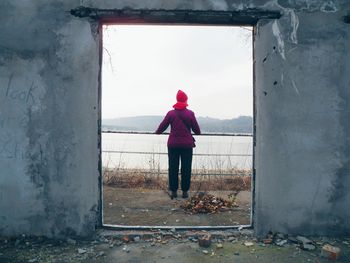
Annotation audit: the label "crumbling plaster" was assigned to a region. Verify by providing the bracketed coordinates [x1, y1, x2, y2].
[0, 0, 349, 237]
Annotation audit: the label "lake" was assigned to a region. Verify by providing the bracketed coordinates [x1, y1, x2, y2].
[102, 133, 253, 170]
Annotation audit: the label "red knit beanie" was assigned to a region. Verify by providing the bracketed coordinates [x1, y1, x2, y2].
[173, 90, 188, 109]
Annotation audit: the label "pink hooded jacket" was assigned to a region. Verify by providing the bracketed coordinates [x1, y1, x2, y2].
[155, 109, 201, 148]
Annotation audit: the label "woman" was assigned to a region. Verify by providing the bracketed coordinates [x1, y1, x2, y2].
[155, 90, 201, 199]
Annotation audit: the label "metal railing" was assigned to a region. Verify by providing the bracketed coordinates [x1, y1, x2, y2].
[102, 130, 252, 157]
[102, 150, 251, 157]
[101, 130, 253, 176]
[102, 130, 253, 137]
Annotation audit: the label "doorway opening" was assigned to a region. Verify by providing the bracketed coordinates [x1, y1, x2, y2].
[100, 25, 254, 229]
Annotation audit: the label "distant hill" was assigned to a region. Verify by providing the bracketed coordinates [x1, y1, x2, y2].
[102, 115, 252, 133]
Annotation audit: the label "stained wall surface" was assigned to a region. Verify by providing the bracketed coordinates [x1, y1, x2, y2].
[0, 0, 349, 237]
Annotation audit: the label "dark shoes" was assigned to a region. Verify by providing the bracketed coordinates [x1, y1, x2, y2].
[170, 191, 189, 199]
[170, 191, 178, 199]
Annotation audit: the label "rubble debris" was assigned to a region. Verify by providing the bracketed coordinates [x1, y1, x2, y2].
[288, 236, 299, 244]
[321, 244, 341, 261]
[122, 246, 130, 253]
[1, 232, 350, 263]
[302, 243, 316, 251]
[276, 240, 288, 247]
[262, 232, 319, 250]
[263, 239, 273, 244]
[122, 236, 131, 243]
[96, 251, 105, 257]
[77, 248, 87, 254]
[113, 240, 123, 247]
[244, 241, 254, 247]
[276, 233, 285, 239]
[295, 235, 316, 251]
[216, 243, 223, 249]
[198, 234, 212, 248]
[228, 237, 238, 243]
[181, 192, 238, 214]
[296, 236, 312, 245]
[189, 237, 198, 242]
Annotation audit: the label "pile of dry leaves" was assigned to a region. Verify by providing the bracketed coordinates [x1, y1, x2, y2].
[181, 192, 239, 214]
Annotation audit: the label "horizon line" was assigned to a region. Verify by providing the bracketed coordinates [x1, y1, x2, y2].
[102, 114, 253, 120]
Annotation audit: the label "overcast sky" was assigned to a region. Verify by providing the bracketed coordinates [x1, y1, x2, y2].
[102, 25, 252, 120]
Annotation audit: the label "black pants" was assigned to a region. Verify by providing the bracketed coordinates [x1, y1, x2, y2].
[168, 147, 193, 192]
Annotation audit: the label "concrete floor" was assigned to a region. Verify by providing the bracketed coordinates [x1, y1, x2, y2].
[107, 242, 348, 263]
[1, 231, 349, 263]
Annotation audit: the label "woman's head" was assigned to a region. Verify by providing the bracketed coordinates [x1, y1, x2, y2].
[173, 90, 188, 110]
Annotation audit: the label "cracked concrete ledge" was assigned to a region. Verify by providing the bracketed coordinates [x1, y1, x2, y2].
[97, 229, 254, 241]
[1, 0, 350, 239]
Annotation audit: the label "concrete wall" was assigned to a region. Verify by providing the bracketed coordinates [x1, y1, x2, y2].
[0, 1, 100, 237]
[0, 0, 349, 237]
[255, 9, 350, 236]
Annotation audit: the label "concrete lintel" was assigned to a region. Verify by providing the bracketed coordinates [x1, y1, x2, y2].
[70, 7, 281, 25]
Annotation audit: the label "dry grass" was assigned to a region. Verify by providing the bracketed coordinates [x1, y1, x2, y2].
[103, 168, 251, 191]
